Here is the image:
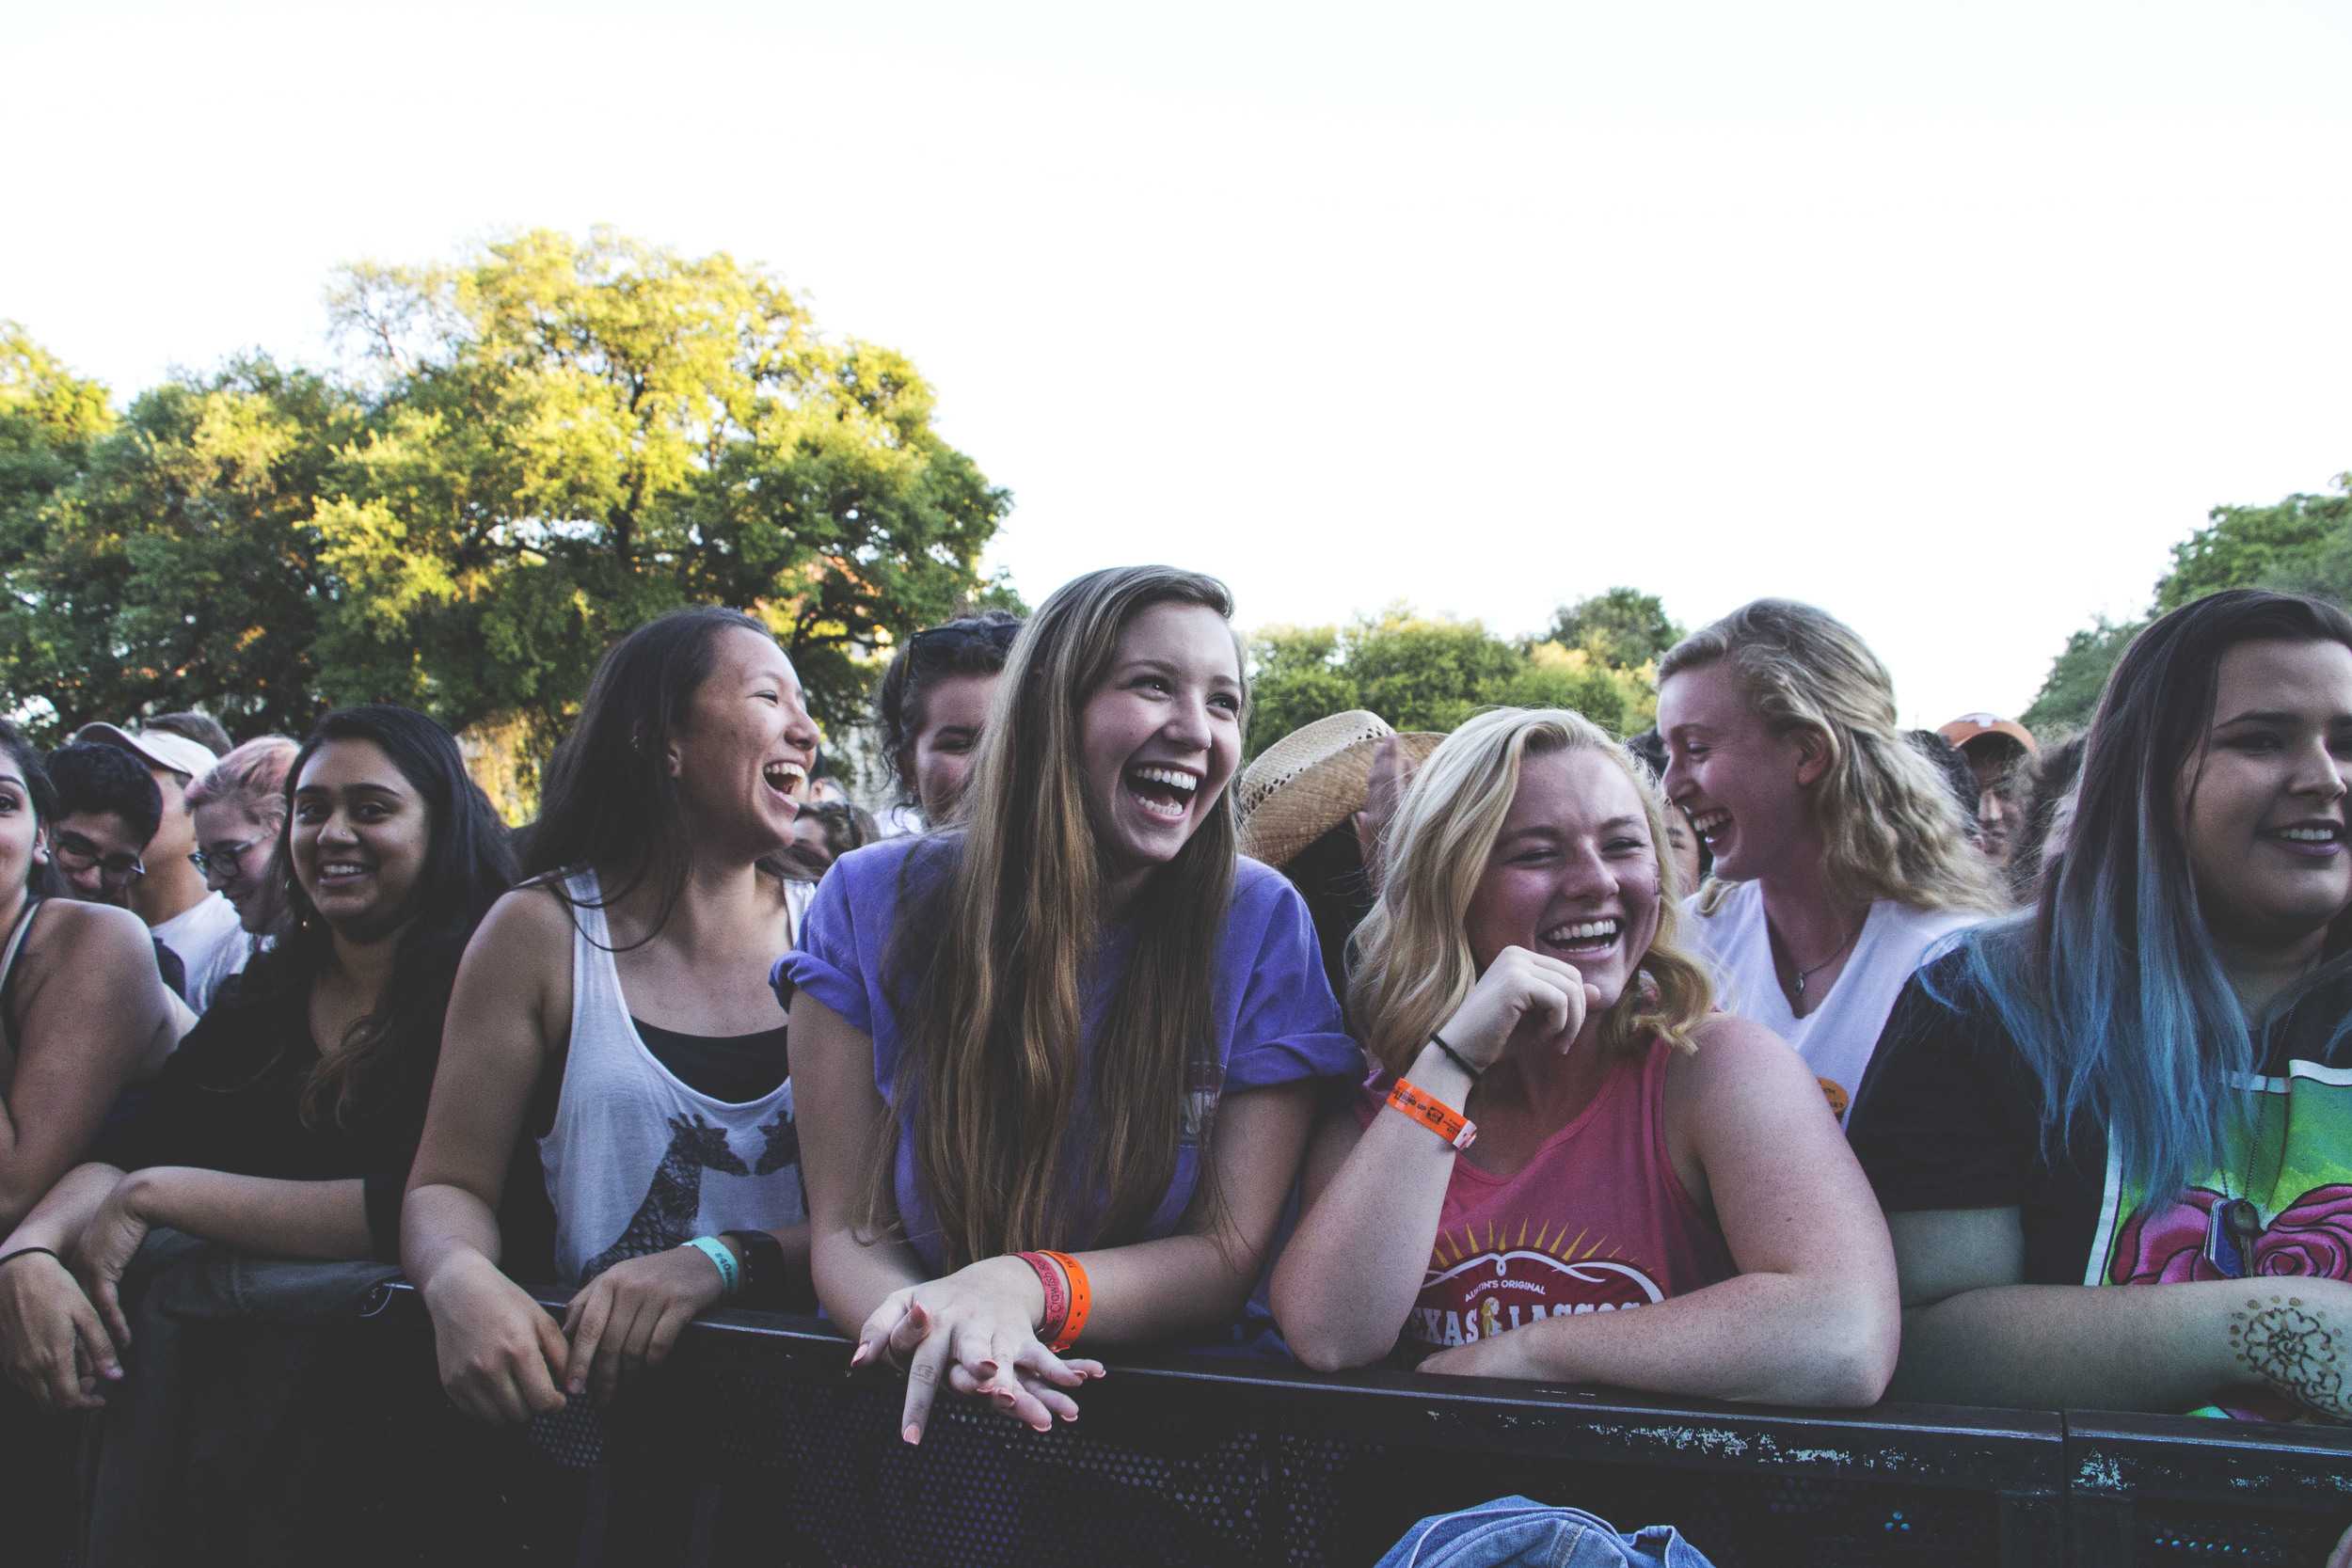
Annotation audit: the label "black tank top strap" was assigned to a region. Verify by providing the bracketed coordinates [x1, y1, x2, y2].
[0, 896, 46, 1058]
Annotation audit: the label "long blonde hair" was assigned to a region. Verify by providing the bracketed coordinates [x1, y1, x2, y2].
[1658, 599, 2009, 918]
[1348, 708, 1716, 1074]
[875, 566, 1246, 1269]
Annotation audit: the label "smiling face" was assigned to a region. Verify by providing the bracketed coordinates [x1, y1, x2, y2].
[291, 738, 431, 942]
[1657, 659, 1821, 884]
[2179, 639, 2352, 955]
[909, 671, 998, 824]
[1464, 746, 1664, 1022]
[0, 756, 42, 903]
[1077, 601, 1244, 901]
[192, 798, 278, 932]
[52, 811, 146, 905]
[669, 626, 820, 863]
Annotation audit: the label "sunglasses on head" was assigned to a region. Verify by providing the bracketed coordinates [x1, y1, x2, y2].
[911, 620, 1020, 657]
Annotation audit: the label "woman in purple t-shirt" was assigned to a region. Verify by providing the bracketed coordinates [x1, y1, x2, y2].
[782, 565, 1360, 1445]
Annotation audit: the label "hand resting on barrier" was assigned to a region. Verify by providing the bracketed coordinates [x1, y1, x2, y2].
[0, 1247, 118, 1411]
[561, 1243, 732, 1407]
[850, 1269, 1105, 1440]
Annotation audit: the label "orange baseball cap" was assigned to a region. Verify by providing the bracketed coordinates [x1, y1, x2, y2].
[1937, 713, 2037, 754]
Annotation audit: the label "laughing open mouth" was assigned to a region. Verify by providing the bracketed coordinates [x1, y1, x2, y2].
[1542, 918, 1622, 955]
[1126, 765, 1200, 822]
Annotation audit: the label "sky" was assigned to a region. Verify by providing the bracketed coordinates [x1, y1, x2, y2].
[6, 0, 2349, 729]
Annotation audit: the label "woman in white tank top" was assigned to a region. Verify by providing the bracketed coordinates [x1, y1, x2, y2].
[404, 609, 821, 1424]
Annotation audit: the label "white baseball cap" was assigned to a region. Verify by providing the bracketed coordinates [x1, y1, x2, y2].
[72, 722, 220, 783]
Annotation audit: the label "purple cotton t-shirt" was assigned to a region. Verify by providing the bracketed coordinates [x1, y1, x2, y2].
[774, 833, 1363, 1273]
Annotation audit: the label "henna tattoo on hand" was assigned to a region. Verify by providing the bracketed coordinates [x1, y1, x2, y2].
[2229, 1294, 2351, 1421]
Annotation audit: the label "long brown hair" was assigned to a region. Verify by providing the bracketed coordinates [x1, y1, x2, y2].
[875, 566, 1245, 1268]
[1350, 708, 1715, 1073]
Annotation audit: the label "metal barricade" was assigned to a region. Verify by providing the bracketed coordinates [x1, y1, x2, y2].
[23, 1273, 2349, 1566]
[362, 1280, 2072, 1567]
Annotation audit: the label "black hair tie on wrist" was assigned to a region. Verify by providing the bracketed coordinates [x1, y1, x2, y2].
[1430, 1033, 1482, 1080]
[0, 1245, 61, 1273]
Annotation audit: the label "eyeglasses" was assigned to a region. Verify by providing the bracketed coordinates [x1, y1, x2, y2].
[53, 832, 145, 882]
[190, 836, 265, 878]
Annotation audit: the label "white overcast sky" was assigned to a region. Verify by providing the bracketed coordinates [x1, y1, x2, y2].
[7, 0, 2349, 729]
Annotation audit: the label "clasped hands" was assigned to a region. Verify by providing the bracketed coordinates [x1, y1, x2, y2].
[0, 1168, 159, 1411]
[850, 1255, 1104, 1445]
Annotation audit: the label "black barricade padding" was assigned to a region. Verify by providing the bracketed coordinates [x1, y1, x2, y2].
[20, 1272, 2352, 1567]
[2066, 1412, 2352, 1567]
[0, 1387, 84, 1568]
[414, 1283, 2078, 1568]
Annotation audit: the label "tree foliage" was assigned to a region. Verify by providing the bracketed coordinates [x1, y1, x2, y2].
[1246, 607, 1655, 756]
[320, 228, 1011, 739]
[2157, 483, 2352, 612]
[1544, 587, 1683, 671]
[0, 231, 1012, 767]
[2024, 473, 2352, 734]
[2019, 615, 2146, 736]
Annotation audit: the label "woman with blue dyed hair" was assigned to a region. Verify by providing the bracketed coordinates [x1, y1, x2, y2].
[1849, 590, 2352, 1420]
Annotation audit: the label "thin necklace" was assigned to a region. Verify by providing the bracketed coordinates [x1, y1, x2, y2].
[1786, 920, 1861, 999]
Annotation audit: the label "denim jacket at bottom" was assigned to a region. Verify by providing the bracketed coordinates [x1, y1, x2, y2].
[1374, 1495, 1720, 1568]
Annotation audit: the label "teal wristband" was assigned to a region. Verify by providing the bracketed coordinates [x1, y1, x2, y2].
[684, 1236, 739, 1297]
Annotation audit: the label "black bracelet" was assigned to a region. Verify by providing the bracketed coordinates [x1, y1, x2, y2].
[0, 1245, 60, 1273]
[1429, 1033, 1482, 1081]
[722, 1228, 789, 1309]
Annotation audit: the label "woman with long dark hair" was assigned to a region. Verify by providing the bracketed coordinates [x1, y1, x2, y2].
[405, 607, 818, 1423]
[1851, 590, 2352, 1419]
[0, 705, 514, 1409]
[787, 566, 1360, 1444]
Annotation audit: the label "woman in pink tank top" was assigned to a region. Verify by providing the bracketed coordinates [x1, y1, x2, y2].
[1272, 708, 1899, 1406]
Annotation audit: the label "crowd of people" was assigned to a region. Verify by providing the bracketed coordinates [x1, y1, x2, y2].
[3, 565, 2349, 1526]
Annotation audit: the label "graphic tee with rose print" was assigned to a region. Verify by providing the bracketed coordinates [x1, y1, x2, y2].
[1851, 950, 2352, 1420]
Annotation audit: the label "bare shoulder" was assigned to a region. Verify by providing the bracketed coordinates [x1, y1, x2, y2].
[8, 902, 168, 1062]
[1666, 1012, 1821, 1106]
[22, 898, 151, 976]
[467, 880, 579, 963]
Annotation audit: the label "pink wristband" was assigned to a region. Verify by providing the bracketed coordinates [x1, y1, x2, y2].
[1015, 1250, 1070, 1342]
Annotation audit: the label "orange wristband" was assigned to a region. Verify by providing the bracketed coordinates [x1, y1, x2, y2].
[1387, 1077, 1477, 1151]
[1039, 1250, 1091, 1352]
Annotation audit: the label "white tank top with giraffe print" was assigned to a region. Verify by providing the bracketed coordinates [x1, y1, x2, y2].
[538, 870, 803, 1284]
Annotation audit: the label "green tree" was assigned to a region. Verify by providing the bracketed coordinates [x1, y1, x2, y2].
[322, 228, 1011, 739]
[1543, 587, 1683, 671]
[2157, 480, 2352, 612]
[1504, 641, 1642, 736]
[2019, 614, 2146, 736]
[2, 232, 1012, 767]
[2023, 472, 2352, 732]
[1, 325, 118, 729]
[1244, 608, 1653, 756]
[3, 352, 351, 740]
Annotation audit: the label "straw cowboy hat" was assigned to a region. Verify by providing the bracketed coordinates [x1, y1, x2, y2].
[1235, 711, 1448, 868]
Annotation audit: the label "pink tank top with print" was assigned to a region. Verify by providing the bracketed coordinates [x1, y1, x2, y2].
[1369, 1038, 1736, 1353]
